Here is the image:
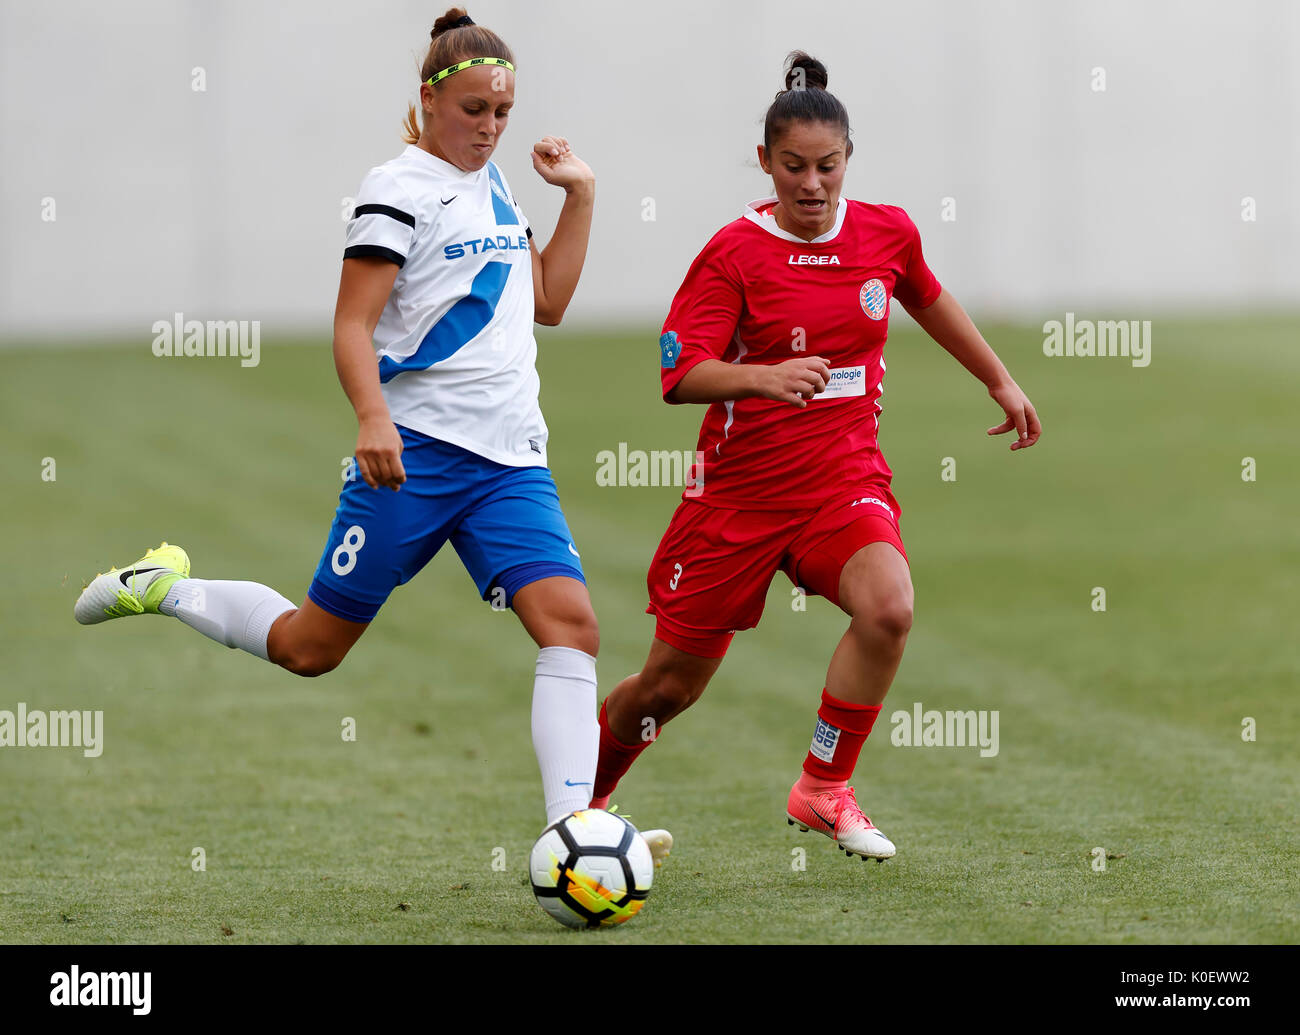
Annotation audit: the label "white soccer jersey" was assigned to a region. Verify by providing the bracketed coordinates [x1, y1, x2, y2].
[344, 145, 546, 467]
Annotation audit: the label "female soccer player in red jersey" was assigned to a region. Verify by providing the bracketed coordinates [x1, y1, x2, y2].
[590, 52, 1042, 860]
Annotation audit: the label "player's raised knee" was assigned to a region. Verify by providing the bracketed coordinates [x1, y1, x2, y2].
[277, 643, 346, 678]
[639, 679, 693, 719]
[638, 663, 707, 719]
[855, 593, 913, 642]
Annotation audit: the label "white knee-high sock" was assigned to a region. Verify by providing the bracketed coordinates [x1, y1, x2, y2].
[157, 579, 296, 662]
[532, 646, 599, 824]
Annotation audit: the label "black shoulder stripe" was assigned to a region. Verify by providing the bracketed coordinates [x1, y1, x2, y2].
[343, 244, 406, 268]
[352, 203, 415, 227]
[526, 226, 533, 240]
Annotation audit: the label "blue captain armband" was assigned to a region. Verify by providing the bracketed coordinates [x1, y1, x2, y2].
[659, 331, 682, 369]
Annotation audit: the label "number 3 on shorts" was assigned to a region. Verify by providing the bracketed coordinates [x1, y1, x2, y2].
[331, 525, 366, 576]
[669, 562, 683, 590]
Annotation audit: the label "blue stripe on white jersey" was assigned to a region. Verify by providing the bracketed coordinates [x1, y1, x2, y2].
[377, 260, 512, 383]
[486, 162, 519, 226]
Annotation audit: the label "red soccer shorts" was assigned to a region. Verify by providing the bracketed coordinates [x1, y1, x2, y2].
[645, 485, 908, 658]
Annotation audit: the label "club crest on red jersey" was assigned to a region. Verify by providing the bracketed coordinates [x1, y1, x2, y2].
[859, 279, 888, 320]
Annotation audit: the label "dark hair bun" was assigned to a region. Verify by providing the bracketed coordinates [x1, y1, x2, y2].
[432, 7, 470, 39]
[784, 51, 829, 92]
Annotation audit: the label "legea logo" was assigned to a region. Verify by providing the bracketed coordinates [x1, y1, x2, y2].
[850, 496, 893, 516]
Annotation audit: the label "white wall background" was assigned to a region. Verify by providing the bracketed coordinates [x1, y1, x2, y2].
[1, 0, 1296, 341]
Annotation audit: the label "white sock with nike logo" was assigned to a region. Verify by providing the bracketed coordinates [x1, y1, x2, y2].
[532, 646, 599, 825]
[159, 579, 296, 661]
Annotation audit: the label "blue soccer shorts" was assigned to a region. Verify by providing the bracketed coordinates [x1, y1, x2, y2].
[307, 425, 586, 623]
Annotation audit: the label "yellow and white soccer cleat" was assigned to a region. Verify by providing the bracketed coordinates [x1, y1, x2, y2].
[606, 805, 673, 869]
[74, 542, 190, 625]
[639, 827, 674, 870]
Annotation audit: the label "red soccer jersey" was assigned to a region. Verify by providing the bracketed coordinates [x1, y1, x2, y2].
[659, 197, 942, 509]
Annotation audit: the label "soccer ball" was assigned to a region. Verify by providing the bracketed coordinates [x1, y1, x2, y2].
[529, 808, 654, 929]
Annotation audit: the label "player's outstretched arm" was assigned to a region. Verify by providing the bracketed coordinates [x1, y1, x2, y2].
[334, 255, 406, 490]
[528, 135, 595, 326]
[902, 288, 1042, 451]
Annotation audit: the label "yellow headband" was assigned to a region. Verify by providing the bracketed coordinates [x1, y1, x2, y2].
[426, 57, 515, 87]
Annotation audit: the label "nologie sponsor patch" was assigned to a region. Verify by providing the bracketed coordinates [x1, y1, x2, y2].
[812, 365, 866, 400]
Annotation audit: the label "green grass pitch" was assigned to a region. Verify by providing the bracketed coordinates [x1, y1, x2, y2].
[1, 316, 1296, 943]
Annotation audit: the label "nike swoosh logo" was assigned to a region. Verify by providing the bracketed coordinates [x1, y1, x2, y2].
[119, 567, 166, 587]
[441, 195, 458, 205]
[564, 779, 591, 787]
[808, 805, 836, 829]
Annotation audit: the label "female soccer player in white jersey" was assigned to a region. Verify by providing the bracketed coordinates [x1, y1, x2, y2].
[75, 9, 617, 829]
[589, 52, 1042, 860]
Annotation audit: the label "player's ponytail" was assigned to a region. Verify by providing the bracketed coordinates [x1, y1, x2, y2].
[401, 7, 517, 145]
[763, 51, 853, 158]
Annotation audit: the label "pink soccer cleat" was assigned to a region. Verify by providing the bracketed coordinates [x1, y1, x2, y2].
[787, 780, 896, 862]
